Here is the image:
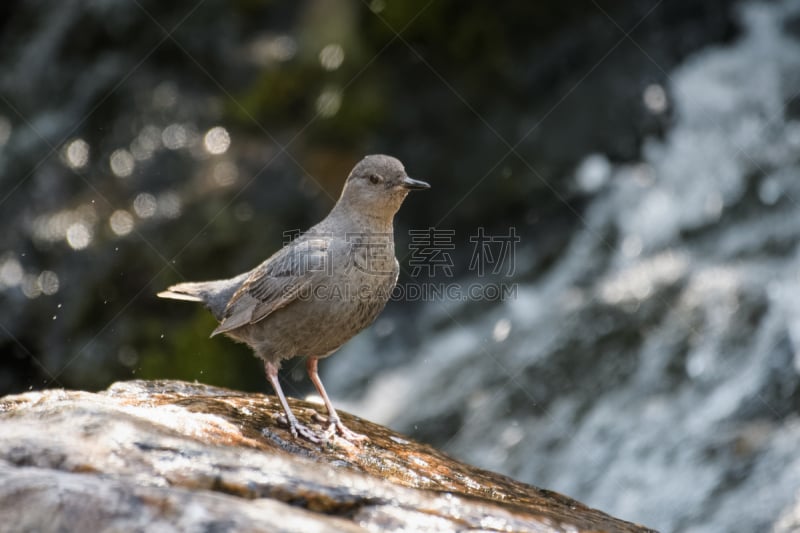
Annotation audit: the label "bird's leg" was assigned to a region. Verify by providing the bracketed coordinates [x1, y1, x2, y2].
[264, 360, 321, 443]
[306, 357, 368, 442]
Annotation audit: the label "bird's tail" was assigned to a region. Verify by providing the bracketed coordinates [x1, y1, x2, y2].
[157, 281, 213, 303]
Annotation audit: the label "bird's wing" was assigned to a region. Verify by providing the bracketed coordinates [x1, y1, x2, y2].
[210, 237, 332, 336]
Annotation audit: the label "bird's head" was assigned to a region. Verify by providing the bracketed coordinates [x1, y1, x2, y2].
[337, 154, 430, 219]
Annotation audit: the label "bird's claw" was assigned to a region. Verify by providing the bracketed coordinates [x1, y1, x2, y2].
[274, 413, 323, 443]
[274, 409, 366, 444]
[323, 417, 368, 443]
[290, 421, 323, 443]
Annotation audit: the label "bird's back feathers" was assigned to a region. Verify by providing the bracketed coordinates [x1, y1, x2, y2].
[210, 236, 331, 336]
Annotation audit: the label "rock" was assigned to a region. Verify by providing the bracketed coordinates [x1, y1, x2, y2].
[0, 380, 653, 532]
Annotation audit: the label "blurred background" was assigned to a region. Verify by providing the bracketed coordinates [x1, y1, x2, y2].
[2, 0, 800, 530]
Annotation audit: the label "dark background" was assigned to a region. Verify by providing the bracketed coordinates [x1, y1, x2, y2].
[0, 0, 734, 394]
[3, 1, 800, 531]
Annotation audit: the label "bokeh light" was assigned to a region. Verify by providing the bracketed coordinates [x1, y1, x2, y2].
[162, 124, 188, 150]
[133, 193, 157, 218]
[315, 88, 342, 117]
[575, 154, 611, 193]
[157, 192, 182, 219]
[21, 274, 41, 299]
[65, 222, 92, 250]
[109, 210, 135, 236]
[643, 83, 668, 114]
[37, 270, 59, 295]
[110, 149, 135, 177]
[249, 34, 297, 65]
[319, 43, 345, 71]
[153, 81, 178, 109]
[203, 126, 230, 155]
[492, 318, 511, 342]
[64, 139, 89, 169]
[131, 125, 162, 161]
[0, 255, 23, 288]
[212, 161, 238, 187]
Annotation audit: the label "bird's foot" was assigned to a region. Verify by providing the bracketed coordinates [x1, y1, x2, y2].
[292, 421, 323, 443]
[274, 413, 323, 443]
[322, 416, 369, 443]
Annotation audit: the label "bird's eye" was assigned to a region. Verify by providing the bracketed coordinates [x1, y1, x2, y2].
[368, 174, 382, 185]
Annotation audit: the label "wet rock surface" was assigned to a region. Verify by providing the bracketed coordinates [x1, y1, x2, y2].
[0, 380, 653, 533]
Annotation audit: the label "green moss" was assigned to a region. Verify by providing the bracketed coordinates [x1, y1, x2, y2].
[138, 309, 265, 392]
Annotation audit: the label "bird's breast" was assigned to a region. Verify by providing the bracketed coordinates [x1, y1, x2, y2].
[302, 235, 397, 320]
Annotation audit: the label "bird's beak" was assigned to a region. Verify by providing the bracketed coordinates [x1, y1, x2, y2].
[400, 175, 431, 190]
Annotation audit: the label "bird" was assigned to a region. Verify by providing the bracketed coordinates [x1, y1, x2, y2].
[158, 154, 430, 443]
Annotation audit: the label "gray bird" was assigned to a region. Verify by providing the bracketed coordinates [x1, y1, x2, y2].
[158, 154, 429, 442]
